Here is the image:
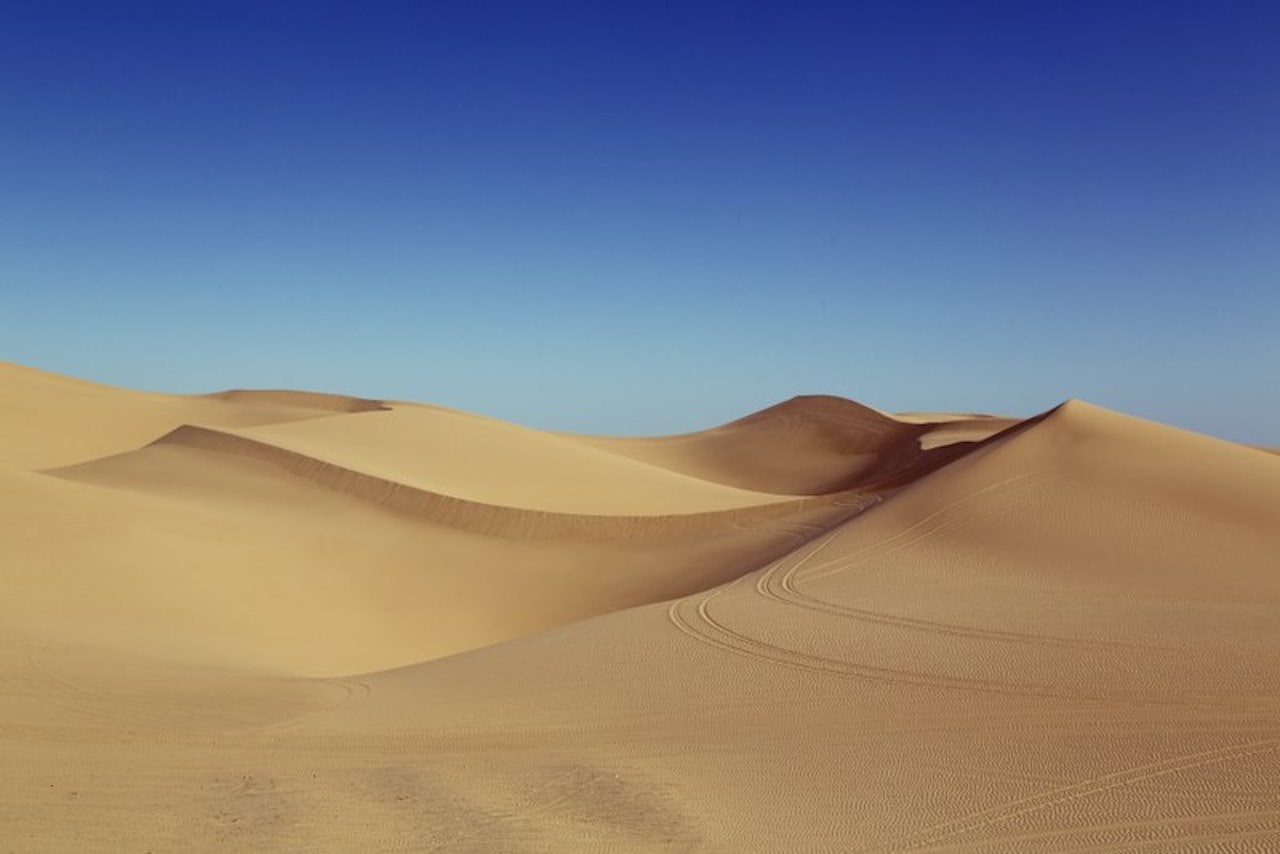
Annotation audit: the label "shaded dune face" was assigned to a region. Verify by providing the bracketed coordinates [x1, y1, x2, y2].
[3, 362, 1279, 851]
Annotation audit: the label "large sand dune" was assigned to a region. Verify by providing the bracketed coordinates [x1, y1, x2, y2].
[2, 361, 1278, 850]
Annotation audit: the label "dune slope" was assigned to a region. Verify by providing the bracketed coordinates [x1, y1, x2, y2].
[0, 361, 384, 469]
[161, 404, 796, 515]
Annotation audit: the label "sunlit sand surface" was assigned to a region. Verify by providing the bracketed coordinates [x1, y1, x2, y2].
[3, 361, 1278, 850]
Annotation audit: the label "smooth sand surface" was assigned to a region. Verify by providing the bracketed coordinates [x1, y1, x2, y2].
[3, 361, 1279, 851]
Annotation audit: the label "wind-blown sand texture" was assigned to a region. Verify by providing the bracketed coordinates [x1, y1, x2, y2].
[2, 361, 1278, 851]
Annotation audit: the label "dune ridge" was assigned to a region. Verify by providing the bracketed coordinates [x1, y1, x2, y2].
[198, 404, 811, 515]
[66, 422, 875, 540]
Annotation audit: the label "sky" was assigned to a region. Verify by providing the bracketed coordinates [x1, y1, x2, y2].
[2, 1, 1278, 441]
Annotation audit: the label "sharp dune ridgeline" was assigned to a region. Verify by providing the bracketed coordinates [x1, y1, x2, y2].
[2, 361, 1278, 851]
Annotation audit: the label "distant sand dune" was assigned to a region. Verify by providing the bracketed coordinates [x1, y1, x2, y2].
[201, 388, 389, 413]
[2, 364, 1278, 850]
[582, 393, 1009, 494]
[0, 362, 374, 469]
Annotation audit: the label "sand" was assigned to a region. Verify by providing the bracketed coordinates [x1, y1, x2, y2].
[2, 361, 1278, 851]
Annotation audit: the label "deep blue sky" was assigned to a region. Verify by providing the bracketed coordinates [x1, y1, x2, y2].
[3, 2, 1277, 440]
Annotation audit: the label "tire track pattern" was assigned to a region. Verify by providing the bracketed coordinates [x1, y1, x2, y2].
[664, 454, 1280, 850]
[883, 737, 1280, 852]
[667, 466, 1277, 706]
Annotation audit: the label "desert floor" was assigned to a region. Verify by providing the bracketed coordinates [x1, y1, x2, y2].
[3, 361, 1279, 851]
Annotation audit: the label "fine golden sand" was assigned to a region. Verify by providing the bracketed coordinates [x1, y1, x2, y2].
[2, 361, 1278, 851]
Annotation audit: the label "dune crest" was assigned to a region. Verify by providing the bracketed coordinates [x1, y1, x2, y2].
[57, 422, 865, 538]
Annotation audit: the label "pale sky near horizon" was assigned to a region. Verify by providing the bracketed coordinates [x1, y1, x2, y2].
[3, 2, 1278, 442]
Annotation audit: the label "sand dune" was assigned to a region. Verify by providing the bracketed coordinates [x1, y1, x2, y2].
[8, 368, 869, 674]
[0, 362, 379, 469]
[581, 394, 1010, 494]
[2, 364, 1278, 850]
[156, 405, 799, 515]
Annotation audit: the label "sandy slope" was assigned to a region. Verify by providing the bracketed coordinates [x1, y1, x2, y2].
[0, 361, 382, 469]
[2, 364, 1278, 851]
[161, 404, 797, 514]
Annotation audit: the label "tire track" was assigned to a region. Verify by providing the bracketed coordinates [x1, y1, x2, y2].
[879, 736, 1280, 852]
[760, 564, 1167, 655]
[667, 462, 1277, 707]
[908, 809, 1280, 853]
[668, 585, 1203, 705]
[793, 467, 1066, 586]
[753, 466, 1169, 652]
